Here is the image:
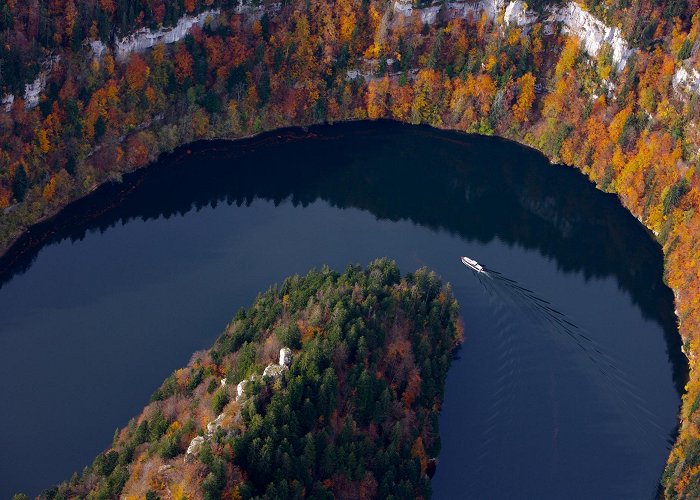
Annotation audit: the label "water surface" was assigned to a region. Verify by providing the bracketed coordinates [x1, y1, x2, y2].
[0, 122, 685, 498]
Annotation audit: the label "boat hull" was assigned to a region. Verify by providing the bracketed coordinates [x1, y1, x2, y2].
[461, 256, 487, 274]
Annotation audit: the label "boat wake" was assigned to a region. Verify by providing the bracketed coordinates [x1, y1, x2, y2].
[462, 257, 671, 448]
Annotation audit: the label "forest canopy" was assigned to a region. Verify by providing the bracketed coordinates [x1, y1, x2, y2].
[37, 259, 462, 498]
[1, 0, 700, 495]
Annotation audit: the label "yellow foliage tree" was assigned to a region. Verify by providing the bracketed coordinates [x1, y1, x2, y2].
[512, 73, 536, 123]
[555, 36, 580, 80]
[36, 128, 50, 154]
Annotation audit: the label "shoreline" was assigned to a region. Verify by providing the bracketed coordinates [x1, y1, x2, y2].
[1, 117, 686, 353]
[0, 118, 689, 491]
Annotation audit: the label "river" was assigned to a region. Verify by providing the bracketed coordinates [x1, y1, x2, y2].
[0, 121, 686, 498]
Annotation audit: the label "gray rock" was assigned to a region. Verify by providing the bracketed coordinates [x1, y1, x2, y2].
[236, 380, 247, 401]
[114, 10, 220, 61]
[262, 363, 287, 379]
[207, 413, 226, 435]
[184, 435, 205, 463]
[279, 347, 292, 366]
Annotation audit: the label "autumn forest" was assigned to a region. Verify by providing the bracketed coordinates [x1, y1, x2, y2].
[2, 0, 700, 496]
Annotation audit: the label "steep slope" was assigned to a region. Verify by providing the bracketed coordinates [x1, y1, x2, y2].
[1, 0, 700, 495]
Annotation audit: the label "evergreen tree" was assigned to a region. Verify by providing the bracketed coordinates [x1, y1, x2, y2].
[12, 165, 27, 202]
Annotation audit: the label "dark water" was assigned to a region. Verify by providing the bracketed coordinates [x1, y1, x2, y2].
[0, 121, 685, 498]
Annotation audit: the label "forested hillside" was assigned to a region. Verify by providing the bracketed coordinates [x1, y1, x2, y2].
[1, 0, 700, 495]
[35, 260, 461, 498]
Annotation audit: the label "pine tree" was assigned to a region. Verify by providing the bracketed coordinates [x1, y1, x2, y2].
[12, 165, 28, 202]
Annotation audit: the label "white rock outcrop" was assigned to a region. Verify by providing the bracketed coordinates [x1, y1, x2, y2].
[393, 0, 414, 16]
[185, 347, 293, 463]
[236, 347, 293, 399]
[346, 68, 373, 81]
[673, 66, 700, 96]
[477, 0, 505, 22]
[184, 435, 205, 463]
[235, 0, 269, 18]
[445, 0, 504, 22]
[279, 347, 292, 366]
[420, 5, 442, 25]
[236, 379, 248, 401]
[504, 0, 537, 28]
[207, 412, 226, 434]
[263, 347, 293, 378]
[90, 40, 106, 59]
[23, 75, 45, 109]
[500, 1, 633, 71]
[12, 55, 60, 110]
[396, 0, 504, 24]
[262, 363, 287, 378]
[396, 0, 631, 72]
[114, 9, 220, 61]
[551, 2, 632, 71]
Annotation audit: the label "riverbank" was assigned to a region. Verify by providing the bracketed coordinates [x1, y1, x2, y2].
[1, 0, 699, 492]
[0, 121, 686, 497]
[0, 118, 694, 490]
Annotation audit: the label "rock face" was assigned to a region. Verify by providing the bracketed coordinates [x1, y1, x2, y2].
[501, 1, 632, 71]
[474, 0, 505, 22]
[392, 0, 414, 16]
[4, 1, 637, 113]
[89, 40, 106, 59]
[235, 0, 277, 19]
[206, 412, 226, 434]
[279, 347, 292, 367]
[394, 0, 632, 71]
[236, 346, 293, 401]
[262, 363, 287, 378]
[673, 66, 700, 96]
[504, 0, 537, 28]
[184, 436, 204, 463]
[185, 347, 294, 463]
[394, 0, 504, 25]
[114, 9, 220, 61]
[419, 5, 442, 25]
[236, 379, 248, 401]
[551, 2, 632, 71]
[263, 347, 293, 378]
[2, 55, 58, 111]
[23, 75, 45, 109]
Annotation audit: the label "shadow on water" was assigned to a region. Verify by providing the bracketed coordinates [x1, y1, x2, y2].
[0, 120, 688, 498]
[1, 121, 686, 394]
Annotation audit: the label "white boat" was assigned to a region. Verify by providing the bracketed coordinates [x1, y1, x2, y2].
[461, 256, 487, 274]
